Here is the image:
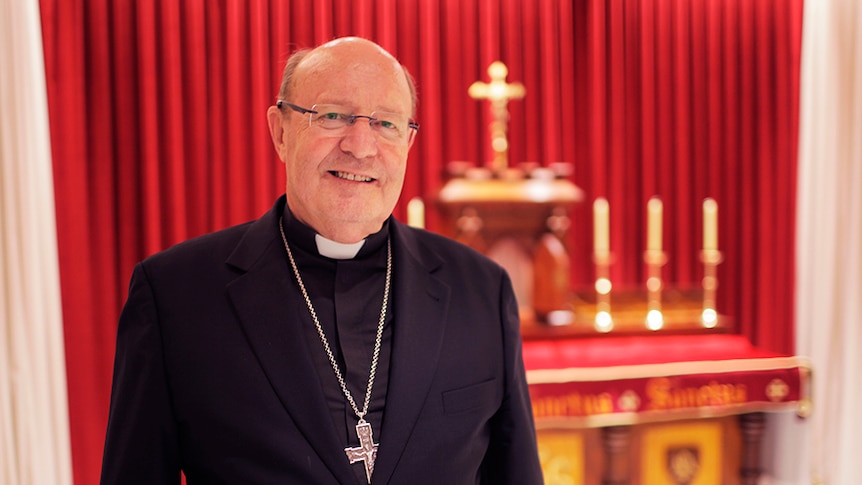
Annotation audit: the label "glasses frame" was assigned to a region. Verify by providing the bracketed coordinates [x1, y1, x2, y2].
[277, 100, 419, 144]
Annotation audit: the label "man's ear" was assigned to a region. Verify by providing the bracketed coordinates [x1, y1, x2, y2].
[266, 105, 287, 162]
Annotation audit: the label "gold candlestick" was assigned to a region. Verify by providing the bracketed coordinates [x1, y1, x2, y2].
[643, 249, 667, 331]
[592, 197, 613, 332]
[700, 249, 723, 328]
[593, 252, 614, 332]
[701, 198, 721, 327]
[407, 197, 425, 229]
[644, 197, 665, 330]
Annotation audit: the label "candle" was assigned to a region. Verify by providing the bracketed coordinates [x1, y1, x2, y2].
[703, 198, 718, 250]
[407, 197, 425, 229]
[593, 197, 610, 257]
[647, 197, 663, 252]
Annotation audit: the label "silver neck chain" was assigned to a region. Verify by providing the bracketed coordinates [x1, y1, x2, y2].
[278, 218, 392, 422]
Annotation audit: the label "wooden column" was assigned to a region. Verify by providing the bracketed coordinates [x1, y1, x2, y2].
[602, 425, 631, 485]
[739, 412, 766, 485]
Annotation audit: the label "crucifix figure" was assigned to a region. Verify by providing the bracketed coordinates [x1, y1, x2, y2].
[344, 420, 378, 483]
[468, 61, 526, 173]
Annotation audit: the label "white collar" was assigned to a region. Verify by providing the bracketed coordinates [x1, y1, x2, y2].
[314, 234, 365, 259]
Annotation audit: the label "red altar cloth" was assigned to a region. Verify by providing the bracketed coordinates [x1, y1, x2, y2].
[523, 334, 811, 428]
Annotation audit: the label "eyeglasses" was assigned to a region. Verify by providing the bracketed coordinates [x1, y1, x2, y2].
[277, 101, 419, 144]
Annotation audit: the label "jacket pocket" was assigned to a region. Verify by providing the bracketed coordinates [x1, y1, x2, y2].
[442, 378, 498, 415]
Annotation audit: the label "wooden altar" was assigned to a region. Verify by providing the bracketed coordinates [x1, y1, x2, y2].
[434, 174, 812, 483]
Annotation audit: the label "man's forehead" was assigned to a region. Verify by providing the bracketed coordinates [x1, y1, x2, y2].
[291, 40, 410, 108]
[299, 39, 400, 75]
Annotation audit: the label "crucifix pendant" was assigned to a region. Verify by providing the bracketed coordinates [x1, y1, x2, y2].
[344, 419, 378, 483]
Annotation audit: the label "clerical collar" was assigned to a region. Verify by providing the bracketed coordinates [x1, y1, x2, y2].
[281, 203, 390, 260]
[314, 234, 364, 259]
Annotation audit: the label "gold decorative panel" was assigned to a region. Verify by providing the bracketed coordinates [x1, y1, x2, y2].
[537, 429, 585, 485]
[640, 422, 722, 485]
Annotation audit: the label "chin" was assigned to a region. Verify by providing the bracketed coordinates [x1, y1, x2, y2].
[341, 215, 387, 232]
[333, 201, 389, 223]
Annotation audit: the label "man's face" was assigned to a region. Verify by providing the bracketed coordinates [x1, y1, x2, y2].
[268, 38, 415, 243]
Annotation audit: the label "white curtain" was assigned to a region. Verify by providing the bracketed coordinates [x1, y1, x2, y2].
[0, 0, 73, 483]
[766, 0, 862, 484]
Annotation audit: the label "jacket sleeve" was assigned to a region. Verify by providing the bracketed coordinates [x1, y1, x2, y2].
[480, 271, 544, 484]
[100, 263, 181, 485]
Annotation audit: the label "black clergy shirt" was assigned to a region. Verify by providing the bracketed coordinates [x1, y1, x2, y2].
[281, 207, 393, 484]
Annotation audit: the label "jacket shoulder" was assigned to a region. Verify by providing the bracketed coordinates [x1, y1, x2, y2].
[142, 222, 254, 268]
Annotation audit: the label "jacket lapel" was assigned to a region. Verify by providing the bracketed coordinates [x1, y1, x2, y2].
[371, 222, 451, 484]
[224, 205, 359, 484]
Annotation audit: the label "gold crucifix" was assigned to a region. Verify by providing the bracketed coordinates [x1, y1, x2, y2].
[468, 61, 526, 173]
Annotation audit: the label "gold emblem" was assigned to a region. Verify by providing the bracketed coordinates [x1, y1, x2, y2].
[618, 390, 641, 412]
[667, 446, 700, 484]
[766, 378, 789, 402]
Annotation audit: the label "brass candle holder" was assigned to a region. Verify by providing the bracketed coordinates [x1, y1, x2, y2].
[643, 249, 668, 331]
[593, 252, 614, 332]
[700, 249, 723, 328]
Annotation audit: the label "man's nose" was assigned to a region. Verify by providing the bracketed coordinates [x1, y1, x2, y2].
[339, 120, 379, 159]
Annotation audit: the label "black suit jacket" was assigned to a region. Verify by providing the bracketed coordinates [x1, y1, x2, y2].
[101, 196, 543, 484]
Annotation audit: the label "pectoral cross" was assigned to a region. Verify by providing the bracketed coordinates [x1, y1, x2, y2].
[344, 420, 378, 483]
[468, 61, 526, 173]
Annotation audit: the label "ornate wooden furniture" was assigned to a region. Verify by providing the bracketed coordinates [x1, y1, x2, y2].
[437, 162, 583, 323]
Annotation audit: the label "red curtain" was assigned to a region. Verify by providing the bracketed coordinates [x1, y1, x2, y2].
[576, 0, 802, 352]
[39, 0, 802, 483]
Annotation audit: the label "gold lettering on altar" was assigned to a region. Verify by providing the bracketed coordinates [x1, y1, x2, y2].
[531, 392, 614, 418]
[646, 377, 747, 410]
[468, 61, 526, 172]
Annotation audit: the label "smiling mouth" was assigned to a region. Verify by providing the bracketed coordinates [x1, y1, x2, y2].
[330, 171, 375, 183]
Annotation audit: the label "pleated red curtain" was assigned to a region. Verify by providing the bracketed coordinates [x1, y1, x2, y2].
[39, 0, 802, 483]
[577, 0, 802, 351]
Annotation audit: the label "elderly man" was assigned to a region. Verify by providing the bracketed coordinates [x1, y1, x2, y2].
[101, 36, 543, 484]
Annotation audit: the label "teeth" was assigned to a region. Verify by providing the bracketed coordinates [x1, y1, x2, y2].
[332, 171, 374, 182]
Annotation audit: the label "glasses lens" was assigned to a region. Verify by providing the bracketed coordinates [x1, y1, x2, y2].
[310, 105, 351, 129]
[369, 112, 409, 141]
[309, 105, 415, 144]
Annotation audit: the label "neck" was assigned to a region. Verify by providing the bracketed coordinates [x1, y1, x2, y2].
[285, 196, 389, 244]
[300, 216, 384, 245]
[316, 226, 374, 245]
